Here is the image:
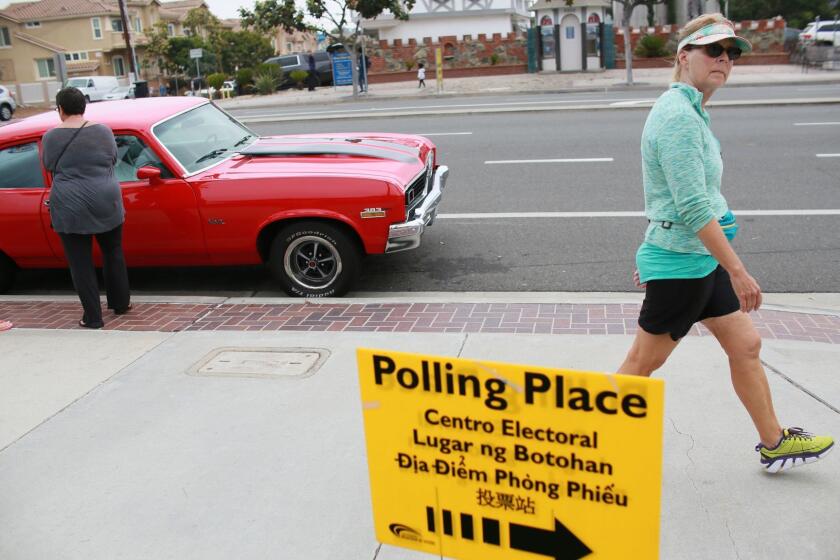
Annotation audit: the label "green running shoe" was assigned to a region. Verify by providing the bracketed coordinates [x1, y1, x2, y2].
[756, 427, 834, 474]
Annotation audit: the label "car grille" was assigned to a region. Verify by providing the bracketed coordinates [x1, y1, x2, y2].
[405, 170, 428, 217]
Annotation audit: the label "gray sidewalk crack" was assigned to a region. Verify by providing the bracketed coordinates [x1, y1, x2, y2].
[456, 334, 468, 357]
[724, 520, 743, 560]
[371, 542, 382, 559]
[762, 359, 840, 414]
[0, 333, 178, 455]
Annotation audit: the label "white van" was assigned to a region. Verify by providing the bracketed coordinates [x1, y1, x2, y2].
[63, 76, 120, 102]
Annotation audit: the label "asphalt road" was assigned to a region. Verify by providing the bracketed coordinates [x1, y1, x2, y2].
[9, 99, 840, 295]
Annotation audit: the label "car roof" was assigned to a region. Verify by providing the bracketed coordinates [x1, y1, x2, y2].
[0, 97, 207, 143]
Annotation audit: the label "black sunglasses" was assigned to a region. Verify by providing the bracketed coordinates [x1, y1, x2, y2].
[689, 43, 742, 61]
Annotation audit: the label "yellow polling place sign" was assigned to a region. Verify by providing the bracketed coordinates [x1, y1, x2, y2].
[357, 348, 664, 560]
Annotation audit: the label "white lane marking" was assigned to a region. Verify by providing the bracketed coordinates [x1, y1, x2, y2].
[816, 153, 840, 158]
[794, 122, 840, 126]
[438, 210, 840, 219]
[609, 99, 657, 107]
[484, 158, 614, 164]
[416, 132, 473, 136]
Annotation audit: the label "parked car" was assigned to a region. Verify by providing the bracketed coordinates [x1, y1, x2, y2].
[0, 97, 448, 296]
[799, 20, 840, 46]
[63, 76, 120, 102]
[0, 85, 16, 121]
[101, 85, 135, 101]
[264, 51, 334, 88]
[220, 80, 237, 96]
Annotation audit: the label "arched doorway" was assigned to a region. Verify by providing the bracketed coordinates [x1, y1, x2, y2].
[560, 13, 582, 71]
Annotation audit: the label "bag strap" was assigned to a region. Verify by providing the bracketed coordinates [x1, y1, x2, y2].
[52, 121, 88, 172]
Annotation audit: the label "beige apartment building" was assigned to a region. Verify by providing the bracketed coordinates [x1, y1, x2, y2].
[0, 0, 223, 102]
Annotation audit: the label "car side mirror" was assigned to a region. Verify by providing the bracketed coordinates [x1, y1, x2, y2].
[136, 165, 162, 184]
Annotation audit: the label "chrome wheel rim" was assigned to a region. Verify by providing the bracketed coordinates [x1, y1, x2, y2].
[283, 235, 342, 290]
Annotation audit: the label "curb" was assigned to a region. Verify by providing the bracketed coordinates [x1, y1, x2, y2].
[217, 76, 840, 113]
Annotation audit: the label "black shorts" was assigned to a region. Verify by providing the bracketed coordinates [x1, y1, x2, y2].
[638, 265, 740, 341]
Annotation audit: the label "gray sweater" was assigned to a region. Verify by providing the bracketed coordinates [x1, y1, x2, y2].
[42, 123, 124, 235]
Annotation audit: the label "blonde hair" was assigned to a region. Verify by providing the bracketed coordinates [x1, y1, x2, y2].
[672, 12, 731, 82]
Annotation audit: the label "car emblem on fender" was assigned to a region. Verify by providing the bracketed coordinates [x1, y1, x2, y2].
[360, 208, 387, 219]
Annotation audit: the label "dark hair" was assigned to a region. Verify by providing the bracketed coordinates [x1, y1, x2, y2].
[56, 87, 86, 116]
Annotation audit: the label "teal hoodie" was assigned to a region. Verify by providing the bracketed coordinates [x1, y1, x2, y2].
[641, 82, 729, 255]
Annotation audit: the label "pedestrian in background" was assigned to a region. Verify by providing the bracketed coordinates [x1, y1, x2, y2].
[358, 49, 370, 93]
[159, 82, 167, 97]
[42, 87, 131, 329]
[417, 62, 426, 88]
[617, 13, 833, 473]
[307, 54, 318, 92]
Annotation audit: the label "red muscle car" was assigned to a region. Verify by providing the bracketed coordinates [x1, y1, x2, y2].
[0, 97, 448, 296]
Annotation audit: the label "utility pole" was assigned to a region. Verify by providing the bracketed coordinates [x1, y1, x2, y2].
[117, 0, 138, 80]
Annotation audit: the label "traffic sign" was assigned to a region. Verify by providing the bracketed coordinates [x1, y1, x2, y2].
[189, 48, 203, 59]
[357, 348, 665, 559]
[331, 52, 353, 86]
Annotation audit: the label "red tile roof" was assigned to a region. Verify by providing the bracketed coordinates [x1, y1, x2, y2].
[0, 0, 118, 21]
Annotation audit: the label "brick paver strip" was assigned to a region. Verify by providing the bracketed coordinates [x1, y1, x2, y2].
[0, 301, 838, 343]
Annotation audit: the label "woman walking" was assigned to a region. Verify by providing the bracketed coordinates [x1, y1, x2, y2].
[42, 87, 131, 329]
[617, 14, 832, 473]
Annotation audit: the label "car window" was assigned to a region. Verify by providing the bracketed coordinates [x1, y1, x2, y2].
[277, 55, 299, 67]
[0, 142, 45, 189]
[114, 135, 174, 182]
[152, 103, 256, 174]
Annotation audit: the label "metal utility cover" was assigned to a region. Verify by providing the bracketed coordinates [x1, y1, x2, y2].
[189, 348, 328, 379]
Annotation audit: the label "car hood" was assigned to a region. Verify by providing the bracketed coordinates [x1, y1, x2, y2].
[206, 133, 433, 187]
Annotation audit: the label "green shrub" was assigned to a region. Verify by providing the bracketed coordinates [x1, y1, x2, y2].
[255, 62, 283, 82]
[254, 73, 278, 95]
[207, 72, 226, 92]
[289, 69, 309, 89]
[490, 53, 500, 65]
[235, 68, 254, 87]
[634, 34, 669, 58]
[404, 59, 416, 71]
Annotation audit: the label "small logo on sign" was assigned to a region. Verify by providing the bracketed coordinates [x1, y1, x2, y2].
[389, 523, 423, 542]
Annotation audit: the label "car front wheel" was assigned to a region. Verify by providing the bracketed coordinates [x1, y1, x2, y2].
[0, 104, 11, 121]
[269, 222, 360, 297]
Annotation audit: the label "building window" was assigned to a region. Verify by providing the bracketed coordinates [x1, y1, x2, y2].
[167, 23, 175, 36]
[36, 58, 56, 79]
[0, 27, 10, 47]
[111, 18, 124, 32]
[24, 21, 41, 28]
[112, 56, 126, 76]
[91, 17, 102, 39]
[134, 16, 142, 33]
[286, 42, 292, 51]
[64, 51, 89, 62]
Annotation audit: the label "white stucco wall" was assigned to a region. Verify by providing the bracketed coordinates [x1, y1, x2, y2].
[376, 15, 520, 42]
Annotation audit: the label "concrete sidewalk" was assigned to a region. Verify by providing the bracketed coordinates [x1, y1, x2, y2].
[215, 64, 840, 111]
[0, 293, 838, 559]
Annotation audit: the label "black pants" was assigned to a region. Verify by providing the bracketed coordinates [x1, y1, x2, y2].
[58, 224, 130, 327]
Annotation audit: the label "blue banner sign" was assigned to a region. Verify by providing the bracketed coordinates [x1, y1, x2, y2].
[332, 53, 353, 86]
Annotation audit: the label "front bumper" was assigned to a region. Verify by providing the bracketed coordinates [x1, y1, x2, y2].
[386, 165, 449, 253]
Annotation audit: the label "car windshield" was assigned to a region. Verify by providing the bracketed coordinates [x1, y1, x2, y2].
[152, 102, 257, 174]
[65, 78, 88, 87]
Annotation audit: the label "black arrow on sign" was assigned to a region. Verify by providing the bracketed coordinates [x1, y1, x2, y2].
[509, 518, 593, 560]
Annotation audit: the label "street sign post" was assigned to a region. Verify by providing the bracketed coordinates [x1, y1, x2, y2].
[190, 48, 202, 89]
[357, 348, 664, 560]
[331, 53, 353, 87]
